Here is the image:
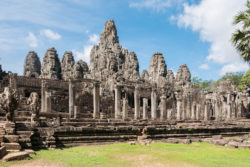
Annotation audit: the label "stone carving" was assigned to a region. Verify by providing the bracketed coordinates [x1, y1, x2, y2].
[124, 52, 140, 81]
[72, 60, 89, 79]
[27, 92, 40, 126]
[90, 20, 139, 82]
[141, 70, 149, 81]
[41, 48, 61, 80]
[166, 70, 175, 85]
[0, 87, 19, 122]
[23, 51, 41, 78]
[149, 52, 167, 87]
[61, 51, 75, 81]
[175, 64, 191, 84]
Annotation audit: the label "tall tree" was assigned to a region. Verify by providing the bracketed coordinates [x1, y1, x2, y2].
[232, 1, 250, 62]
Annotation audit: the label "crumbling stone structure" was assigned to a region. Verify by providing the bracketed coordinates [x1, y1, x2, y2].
[0, 20, 249, 151]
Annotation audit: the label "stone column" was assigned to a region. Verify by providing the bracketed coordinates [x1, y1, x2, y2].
[114, 85, 121, 119]
[226, 94, 231, 120]
[191, 103, 196, 120]
[122, 96, 128, 120]
[93, 82, 100, 119]
[151, 88, 157, 120]
[176, 100, 182, 121]
[45, 91, 51, 113]
[41, 80, 48, 113]
[74, 106, 78, 119]
[69, 80, 75, 118]
[160, 96, 166, 121]
[204, 102, 209, 121]
[143, 98, 148, 119]
[167, 109, 172, 120]
[134, 86, 140, 120]
[9, 73, 17, 89]
[196, 104, 200, 120]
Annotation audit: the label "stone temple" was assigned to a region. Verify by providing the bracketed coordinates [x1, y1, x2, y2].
[0, 20, 249, 155]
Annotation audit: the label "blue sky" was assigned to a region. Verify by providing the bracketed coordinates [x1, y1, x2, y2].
[0, 0, 249, 80]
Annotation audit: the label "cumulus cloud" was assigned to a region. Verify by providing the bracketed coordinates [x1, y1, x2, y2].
[89, 34, 99, 44]
[177, 0, 249, 74]
[129, 0, 171, 12]
[41, 29, 61, 40]
[73, 34, 99, 64]
[26, 32, 38, 48]
[199, 64, 209, 70]
[220, 62, 249, 75]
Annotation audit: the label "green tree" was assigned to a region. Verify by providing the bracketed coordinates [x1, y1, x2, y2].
[238, 69, 250, 89]
[191, 77, 213, 90]
[232, 1, 250, 62]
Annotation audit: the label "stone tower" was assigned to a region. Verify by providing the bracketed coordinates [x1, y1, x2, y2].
[41, 48, 61, 80]
[23, 51, 41, 78]
[149, 52, 167, 87]
[61, 51, 75, 81]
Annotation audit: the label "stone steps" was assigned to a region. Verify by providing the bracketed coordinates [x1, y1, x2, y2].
[1, 142, 21, 151]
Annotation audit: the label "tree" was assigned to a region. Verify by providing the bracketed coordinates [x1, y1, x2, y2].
[238, 69, 250, 89]
[191, 77, 213, 90]
[232, 1, 250, 63]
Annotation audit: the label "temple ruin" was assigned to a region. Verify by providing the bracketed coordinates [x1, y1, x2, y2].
[0, 20, 249, 154]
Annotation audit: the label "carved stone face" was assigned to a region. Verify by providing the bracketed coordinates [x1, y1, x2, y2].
[158, 60, 166, 77]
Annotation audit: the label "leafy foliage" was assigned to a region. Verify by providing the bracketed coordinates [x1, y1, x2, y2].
[232, 1, 250, 62]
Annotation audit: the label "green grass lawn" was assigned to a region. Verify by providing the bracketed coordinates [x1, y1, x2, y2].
[1, 142, 250, 167]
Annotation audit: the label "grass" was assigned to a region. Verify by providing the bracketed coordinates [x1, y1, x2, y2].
[1, 142, 250, 167]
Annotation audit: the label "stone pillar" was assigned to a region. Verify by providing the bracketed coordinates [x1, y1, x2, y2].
[182, 102, 186, 120]
[226, 94, 232, 120]
[196, 104, 200, 120]
[9, 73, 17, 89]
[191, 103, 196, 120]
[160, 96, 166, 121]
[176, 100, 182, 121]
[167, 109, 172, 120]
[204, 102, 209, 121]
[69, 80, 75, 118]
[41, 80, 48, 113]
[45, 91, 51, 113]
[134, 86, 140, 119]
[93, 82, 100, 119]
[74, 106, 78, 119]
[151, 88, 157, 120]
[114, 85, 121, 119]
[122, 96, 128, 120]
[143, 98, 148, 119]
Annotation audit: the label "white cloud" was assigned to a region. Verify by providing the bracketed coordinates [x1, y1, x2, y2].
[41, 29, 61, 40]
[73, 33, 99, 64]
[177, 0, 249, 73]
[26, 32, 38, 48]
[177, 0, 247, 64]
[89, 34, 99, 44]
[220, 62, 249, 75]
[199, 64, 209, 70]
[129, 0, 171, 12]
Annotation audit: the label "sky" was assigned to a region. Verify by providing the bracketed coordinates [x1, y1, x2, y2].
[0, 0, 249, 81]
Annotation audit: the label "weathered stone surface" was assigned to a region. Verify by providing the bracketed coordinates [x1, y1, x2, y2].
[141, 70, 149, 81]
[73, 60, 89, 79]
[41, 48, 61, 80]
[23, 51, 41, 78]
[1, 143, 21, 151]
[0, 146, 6, 159]
[149, 52, 167, 87]
[175, 64, 191, 84]
[166, 70, 175, 85]
[4, 135, 19, 143]
[61, 51, 75, 81]
[2, 151, 29, 161]
[90, 20, 139, 82]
